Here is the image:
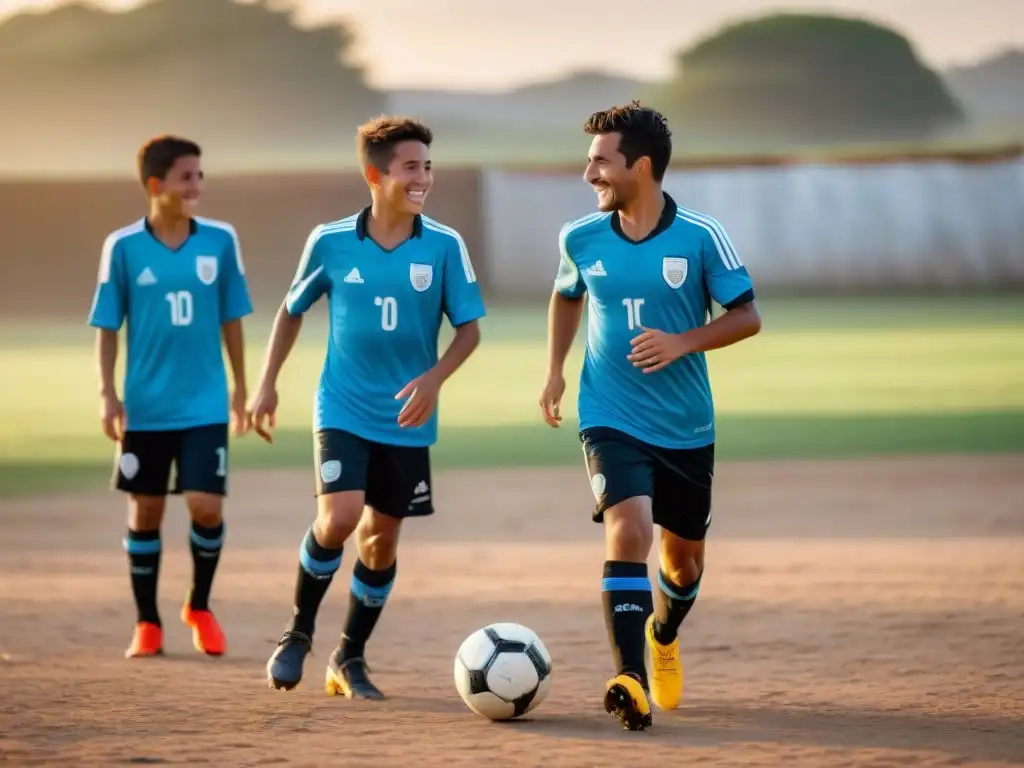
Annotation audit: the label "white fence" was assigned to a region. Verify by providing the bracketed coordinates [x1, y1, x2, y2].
[482, 152, 1024, 295]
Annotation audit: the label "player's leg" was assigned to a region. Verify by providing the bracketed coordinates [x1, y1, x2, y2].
[645, 443, 714, 711]
[114, 431, 176, 658]
[325, 442, 432, 700]
[266, 430, 370, 690]
[177, 424, 230, 656]
[582, 428, 656, 731]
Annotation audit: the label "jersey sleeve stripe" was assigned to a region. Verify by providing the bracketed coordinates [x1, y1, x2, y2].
[675, 211, 742, 270]
[291, 221, 356, 284]
[97, 219, 145, 284]
[559, 211, 608, 256]
[422, 219, 477, 284]
[286, 265, 325, 311]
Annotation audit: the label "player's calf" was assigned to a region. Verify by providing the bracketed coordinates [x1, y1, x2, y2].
[124, 495, 165, 657]
[267, 492, 361, 690]
[181, 493, 227, 656]
[646, 533, 704, 711]
[601, 499, 655, 690]
[334, 508, 399, 675]
[653, 533, 704, 645]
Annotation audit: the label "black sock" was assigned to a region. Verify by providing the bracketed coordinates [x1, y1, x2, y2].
[601, 561, 653, 686]
[187, 521, 224, 611]
[339, 559, 396, 661]
[653, 570, 702, 645]
[124, 529, 161, 626]
[288, 526, 343, 638]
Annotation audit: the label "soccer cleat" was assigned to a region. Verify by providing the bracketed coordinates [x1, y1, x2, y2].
[325, 651, 385, 700]
[645, 614, 683, 711]
[604, 672, 653, 731]
[267, 631, 313, 690]
[125, 621, 164, 658]
[181, 605, 227, 656]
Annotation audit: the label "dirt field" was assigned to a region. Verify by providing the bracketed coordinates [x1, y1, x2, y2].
[1, 456, 1022, 767]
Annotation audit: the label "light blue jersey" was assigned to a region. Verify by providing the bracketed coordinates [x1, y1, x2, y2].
[285, 208, 486, 447]
[88, 216, 253, 431]
[555, 194, 754, 449]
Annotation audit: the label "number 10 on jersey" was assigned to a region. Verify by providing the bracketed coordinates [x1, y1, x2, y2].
[623, 297, 644, 330]
[375, 296, 397, 331]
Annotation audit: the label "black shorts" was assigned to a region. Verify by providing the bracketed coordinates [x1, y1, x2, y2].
[314, 429, 434, 519]
[580, 426, 714, 541]
[113, 423, 229, 497]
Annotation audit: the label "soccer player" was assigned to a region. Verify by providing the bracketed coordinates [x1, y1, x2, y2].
[249, 116, 485, 699]
[539, 102, 762, 730]
[88, 135, 254, 659]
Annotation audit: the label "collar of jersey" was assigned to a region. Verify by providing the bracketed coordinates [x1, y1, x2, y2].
[609, 192, 678, 245]
[143, 216, 198, 252]
[355, 205, 424, 245]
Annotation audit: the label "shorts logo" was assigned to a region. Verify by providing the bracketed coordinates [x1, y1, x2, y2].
[320, 459, 342, 484]
[590, 472, 606, 499]
[196, 256, 218, 286]
[662, 257, 688, 289]
[409, 263, 433, 292]
[120, 452, 140, 480]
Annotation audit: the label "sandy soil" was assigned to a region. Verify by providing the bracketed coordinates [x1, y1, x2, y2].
[1, 455, 1022, 767]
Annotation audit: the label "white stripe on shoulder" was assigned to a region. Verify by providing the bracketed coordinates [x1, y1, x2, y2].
[559, 211, 609, 257]
[97, 219, 145, 284]
[320, 213, 361, 229]
[194, 216, 246, 275]
[422, 217, 477, 284]
[290, 219, 355, 284]
[675, 208, 742, 270]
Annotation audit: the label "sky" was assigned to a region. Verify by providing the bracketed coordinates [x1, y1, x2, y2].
[1, 0, 1022, 90]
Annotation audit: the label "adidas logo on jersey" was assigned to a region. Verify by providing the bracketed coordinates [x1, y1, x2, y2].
[585, 260, 607, 277]
[136, 267, 157, 286]
[344, 267, 364, 284]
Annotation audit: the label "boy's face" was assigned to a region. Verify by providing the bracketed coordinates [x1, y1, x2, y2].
[374, 140, 433, 215]
[149, 154, 204, 215]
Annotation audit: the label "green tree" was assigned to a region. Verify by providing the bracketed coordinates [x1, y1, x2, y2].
[647, 13, 964, 149]
[0, 0, 385, 172]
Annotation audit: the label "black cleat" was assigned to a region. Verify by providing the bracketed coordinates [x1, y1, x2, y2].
[267, 631, 312, 691]
[325, 651, 385, 700]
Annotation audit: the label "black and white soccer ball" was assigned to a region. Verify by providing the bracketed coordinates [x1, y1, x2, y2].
[454, 622, 553, 721]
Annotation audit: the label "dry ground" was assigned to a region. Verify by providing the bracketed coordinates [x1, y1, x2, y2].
[1, 456, 1023, 767]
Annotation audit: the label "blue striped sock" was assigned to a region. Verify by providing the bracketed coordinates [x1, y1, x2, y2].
[340, 559, 396, 660]
[601, 560, 653, 684]
[290, 527, 342, 637]
[124, 529, 161, 625]
[653, 569, 702, 644]
[188, 521, 224, 611]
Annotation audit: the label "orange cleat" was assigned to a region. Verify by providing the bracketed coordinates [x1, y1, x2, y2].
[181, 605, 227, 656]
[125, 622, 164, 658]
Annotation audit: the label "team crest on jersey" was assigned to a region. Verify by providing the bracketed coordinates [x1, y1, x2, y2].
[196, 256, 218, 286]
[409, 263, 433, 292]
[662, 257, 688, 289]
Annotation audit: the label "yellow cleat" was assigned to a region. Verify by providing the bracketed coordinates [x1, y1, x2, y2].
[645, 615, 683, 710]
[604, 672, 653, 731]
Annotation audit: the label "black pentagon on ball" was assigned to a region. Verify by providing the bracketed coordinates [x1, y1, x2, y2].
[467, 668, 489, 695]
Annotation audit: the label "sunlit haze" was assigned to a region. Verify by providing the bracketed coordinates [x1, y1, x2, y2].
[0, 0, 1022, 89]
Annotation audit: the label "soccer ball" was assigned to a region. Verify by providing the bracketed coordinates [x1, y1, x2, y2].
[454, 622, 553, 721]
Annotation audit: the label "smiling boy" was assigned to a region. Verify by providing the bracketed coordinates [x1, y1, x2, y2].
[249, 116, 486, 699]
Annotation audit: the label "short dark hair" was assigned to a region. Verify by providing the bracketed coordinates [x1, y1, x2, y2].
[356, 115, 433, 174]
[583, 101, 673, 182]
[137, 135, 201, 186]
